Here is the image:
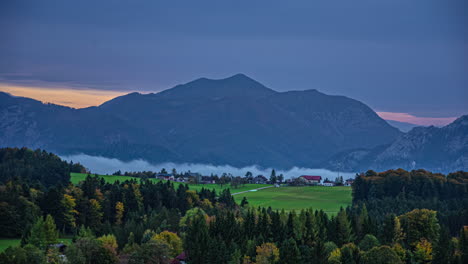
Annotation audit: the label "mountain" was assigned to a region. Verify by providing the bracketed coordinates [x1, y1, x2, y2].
[386, 120, 420, 132]
[326, 115, 468, 173]
[0, 74, 401, 169]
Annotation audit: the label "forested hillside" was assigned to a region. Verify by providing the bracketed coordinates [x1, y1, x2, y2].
[0, 147, 85, 187]
[353, 169, 468, 235]
[0, 149, 467, 263]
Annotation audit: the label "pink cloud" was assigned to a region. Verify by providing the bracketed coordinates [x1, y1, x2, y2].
[376, 111, 457, 126]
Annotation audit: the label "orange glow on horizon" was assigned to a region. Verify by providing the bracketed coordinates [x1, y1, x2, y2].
[377, 111, 457, 126]
[0, 84, 129, 108]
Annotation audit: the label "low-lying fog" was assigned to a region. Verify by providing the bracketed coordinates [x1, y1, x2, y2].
[62, 154, 357, 180]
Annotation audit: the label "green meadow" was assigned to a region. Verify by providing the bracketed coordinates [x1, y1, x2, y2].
[70, 173, 267, 193]
[234, 185, 352, 214]
[70, 173, 352, 214]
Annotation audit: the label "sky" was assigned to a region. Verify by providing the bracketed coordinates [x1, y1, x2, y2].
[0, 0, 467, 126]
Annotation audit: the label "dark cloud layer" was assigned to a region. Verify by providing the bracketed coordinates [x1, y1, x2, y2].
[1, 0, 467, 117]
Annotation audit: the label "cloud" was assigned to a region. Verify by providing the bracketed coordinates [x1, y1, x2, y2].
[0, 84, 129, 108]
[377, 111, 457, 126]
[62, 154, 357, 180]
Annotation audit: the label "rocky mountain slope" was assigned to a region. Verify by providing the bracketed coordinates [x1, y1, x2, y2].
[326, 115, 468, 173]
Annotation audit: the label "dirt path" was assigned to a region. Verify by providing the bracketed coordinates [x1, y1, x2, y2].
[231, 185, 274, 195]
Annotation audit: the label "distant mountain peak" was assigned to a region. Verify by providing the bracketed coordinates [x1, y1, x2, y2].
[157, 73, 276, 100]
[225, 73, 252, 80]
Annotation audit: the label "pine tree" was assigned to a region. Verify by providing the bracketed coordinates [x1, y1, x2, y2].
[184, 215, 209, 264]
[280, 238, 300, 264]
[335, 208, 354, 247]
[433, 227, 452, 264]
[270, 170, 277, 184]
[241, 197, 249, 207]
[27, 214, 59, 250]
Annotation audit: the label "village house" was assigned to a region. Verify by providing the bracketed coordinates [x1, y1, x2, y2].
[252, 175, 268, 184]
[175, 176, 187, 182]
[323, 180, 335, 187]
[299, 175, 322, 185]
[156, 173, 175, 181]
[201, 176, 216, 184]
[345, 178, 354, 186]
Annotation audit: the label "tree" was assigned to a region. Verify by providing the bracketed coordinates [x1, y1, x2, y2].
[128, 240, 170, 264]
[340, 243, 360, 264]
[0, 244, 46, 264]
[398, 209, 440, 246]
[270, 170, 277, 184]
[359, 234, 380, 251]
[184, 215, 209, 264]
[61, 194, 77, 231]
[255, 242, 280, 264]
[324, 241, 338, 259]
[43, 215, 59, 248]
[328, 248, 341, 264]
[88, 199, 103, 230]
[433, 228, 453, 264]
[152, 231, 183, 257]
[240, 197, 249, 207]
[115, 202, 124, 225]
[98, 234, 118, 255]
[381, 214, 403, 245]
[27, 215, 59, 250]
[218, 189, 236, 208]
[335, 209, 354, 246]
[362, 246, 403, 264]
[280, 238, 300, 264]
[459, 226, 468, 264]
[413, 239, 433, 264]
[277, 174, 284, 184]
[66, 237, 118, 264]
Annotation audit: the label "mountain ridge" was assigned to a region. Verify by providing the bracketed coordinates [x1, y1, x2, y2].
[5, 74, 459, 171]
[325, 115, 468, 172]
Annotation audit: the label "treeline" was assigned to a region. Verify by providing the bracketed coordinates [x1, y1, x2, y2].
[353, 169, 468, 235]
[0, 147, 86, 187]
[1, 148, 468, 263]
[0, 175, 229, 238]
[1, 174, 467, 263]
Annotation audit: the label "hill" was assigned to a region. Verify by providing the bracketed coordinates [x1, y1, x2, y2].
[0, 74, 400, 169]
[326, 115, 468, 172]
[0, 147, 84, 187]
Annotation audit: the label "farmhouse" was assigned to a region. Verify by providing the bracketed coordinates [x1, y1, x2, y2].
[201, 176, 216, 184]
[299, 175, 322, 185]
[323, 180, 335, 187]
[253, 175, 268, 184]
[156, 173, 175, 181]
[345, 178, 354, 186]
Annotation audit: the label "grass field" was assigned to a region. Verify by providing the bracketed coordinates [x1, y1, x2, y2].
[70, 173, 267, 193]
[70, 173, 352, 214]
[234, 186, 352, 214]
[0, 238, 72, 252]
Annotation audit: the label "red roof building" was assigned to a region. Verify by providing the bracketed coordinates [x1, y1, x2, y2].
[300, 175, 322, 183]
